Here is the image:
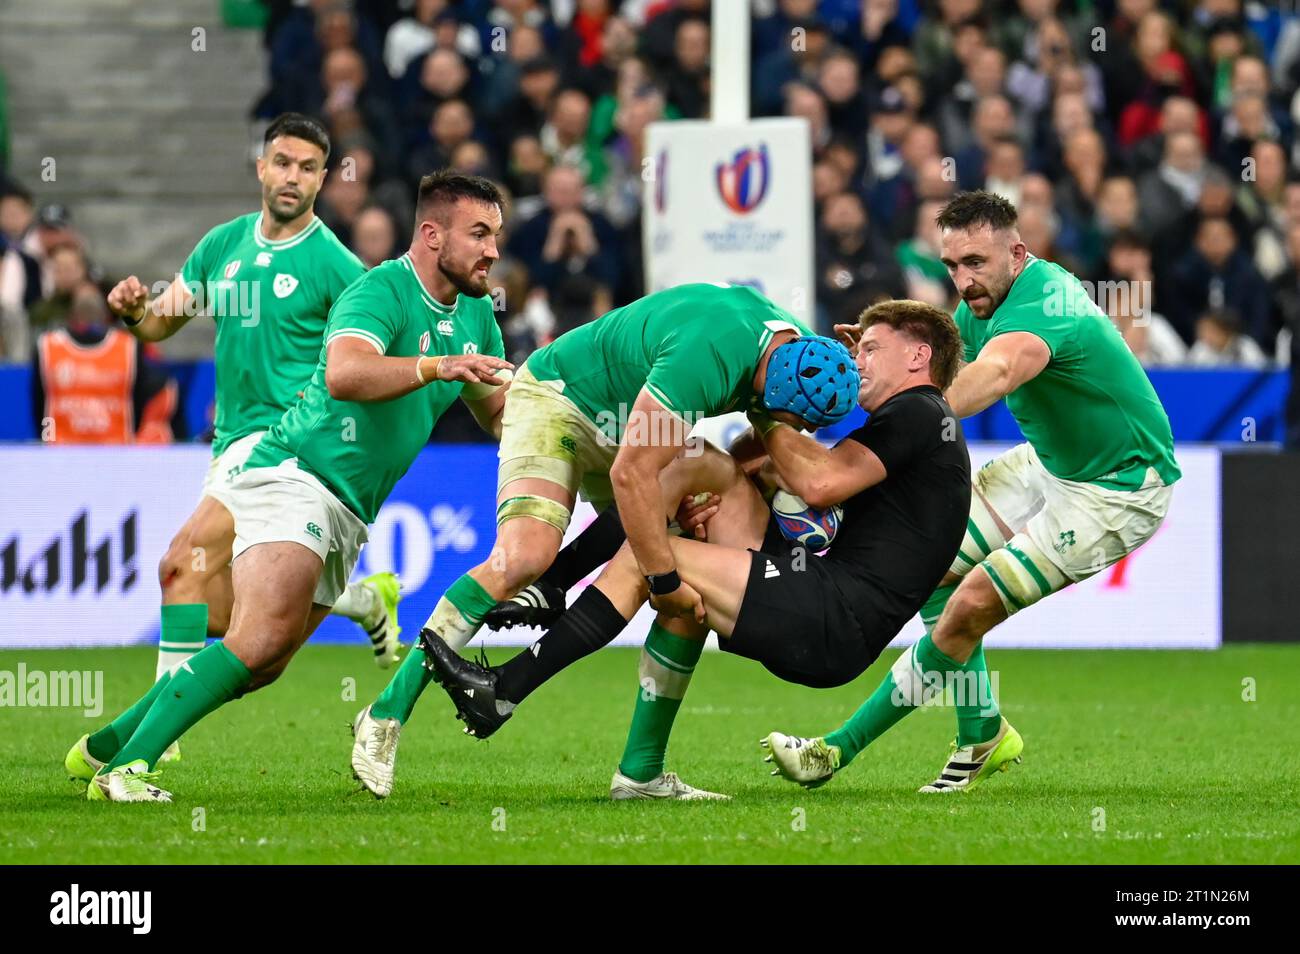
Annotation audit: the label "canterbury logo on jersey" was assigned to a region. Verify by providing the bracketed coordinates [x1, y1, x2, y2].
[437, 319, 454, 336]
[305, 522, 323, 540]
[255, 252, 272, 267]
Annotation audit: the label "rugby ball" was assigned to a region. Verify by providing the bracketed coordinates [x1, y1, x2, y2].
[772, 490, 843, 550]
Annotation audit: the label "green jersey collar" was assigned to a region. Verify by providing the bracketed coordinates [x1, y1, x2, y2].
[252, 212, 322, 249]
[399, 253, 459, 314]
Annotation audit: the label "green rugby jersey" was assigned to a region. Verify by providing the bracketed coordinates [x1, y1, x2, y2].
[244, 253, 506, 523]
[953, 255, 1181, 489]
[525, 283, 812, 439]
[180, 212, 365, 456]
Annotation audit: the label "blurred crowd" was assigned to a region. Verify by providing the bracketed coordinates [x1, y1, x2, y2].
[4, 0, 1300, 445]
[245, 0, 1300, 370]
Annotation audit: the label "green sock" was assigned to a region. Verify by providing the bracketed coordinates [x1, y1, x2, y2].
[107, 642, 251, 771]
[955, 642, 1001, 746]
[372, 573, 499, 723]
[155, 603, 209, 680]
[824, 633, 963, 766]
[919, 583, 957, 637]
[85, 671, 173, 763]
[370, 646, 433, 723]
[618, 623, 704, 783]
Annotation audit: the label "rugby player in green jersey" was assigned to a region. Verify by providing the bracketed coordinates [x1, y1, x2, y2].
[71, 172, 513, 801]
[66, 115, 401, 773]
[353, 282, 859, 799]
[765, 190, 1181, 793]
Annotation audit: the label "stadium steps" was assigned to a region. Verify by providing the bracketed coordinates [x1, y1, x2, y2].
[1, 0, 269, 357]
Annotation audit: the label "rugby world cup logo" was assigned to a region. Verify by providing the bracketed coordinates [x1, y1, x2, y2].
[715, 143, 770, 215]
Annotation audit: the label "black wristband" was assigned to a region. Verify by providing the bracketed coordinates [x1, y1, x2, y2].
[120, 309, 144, 328]
[645, 570, 681, 596]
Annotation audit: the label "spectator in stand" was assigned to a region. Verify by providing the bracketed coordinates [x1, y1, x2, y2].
[1188, 307, 1269, 368]
[1217, 92, 1282, 174]
[982, 135, 1027, 208]
[505, 133, 549, 209]
[911, 0, 982, 80]
[955, 93, 1016, 189]
[557, 0, 613, 85]
[400, 46, 472, 146]
[865, 84, 916, 189]
[31, 282, 178, 443]
[1129, 95, 1208, 176]
[1005, 15, 1104, 120]
[815, 190, 906, 332]
[350, 204, 400, 268]
[0, 225, 41, 362]
[662, 17, 710, 119]
[506, 163, 620, 299]
[28, 243, 90, 330]
[384, 0, 481, 80]
[568, 15, 638, 102]
[485, 0, 558, 49]
[1095, 174, 1143, 237]
[754, 16, 831, 117]
[540, 88, 598, 179]
[1238, 139, 1291, 280]
[937, 40, 1007, 156]
[785, 83, 832, 158]
[1094, 0, 1157, 113]
[1138, 129, 1208, 239]
[0, 182, 35, 246]
[1117, 11, 1196, 149]
[407, 98, 477, 186]
[753, 0, 818, 62]
[449, 139, 497, 179]
[639, 0, 709, 74]
[819, 48, 868, 140]
[295, 46, 403, 163]
[871, 121, 941, 236]
[1103, 229, 1188, 367]
[1170, 216, 1271, 348]
[491, 55, 559, 150]
[600, 85, 665, 229]
[264, 0, 387, 106]
[476, 24, 544, 133]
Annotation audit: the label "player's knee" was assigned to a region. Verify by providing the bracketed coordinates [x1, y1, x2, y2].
[487, 534, 557, 593]
[941, 576, 1004, 642]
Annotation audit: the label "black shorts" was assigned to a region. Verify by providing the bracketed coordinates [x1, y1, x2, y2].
[722, 517, 881, 689]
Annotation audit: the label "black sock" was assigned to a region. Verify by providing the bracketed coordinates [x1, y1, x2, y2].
[538, 506, 626, 591]
[495, 586, 629, 704]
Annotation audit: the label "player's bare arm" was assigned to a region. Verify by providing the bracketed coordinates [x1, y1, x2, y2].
[755, 419, 886, 509]
[608, 388, 705, 622]
[107, 273, 194, 342]
[324, 336, 513, 403]
[944, 331, 1049, 418]
[463, 380, 511, 440]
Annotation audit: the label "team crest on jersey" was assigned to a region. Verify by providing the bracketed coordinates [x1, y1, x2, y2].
[437, 319, 454, 336]
[273, 273, 299, 298]
[255, 252, 273, 267]
[463, 343, 478, 354]
[224, 260, 241, 279]
[419, 331, 431, 354]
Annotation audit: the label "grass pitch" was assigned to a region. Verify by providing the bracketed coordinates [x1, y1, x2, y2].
[2, 644, 1297, 864]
